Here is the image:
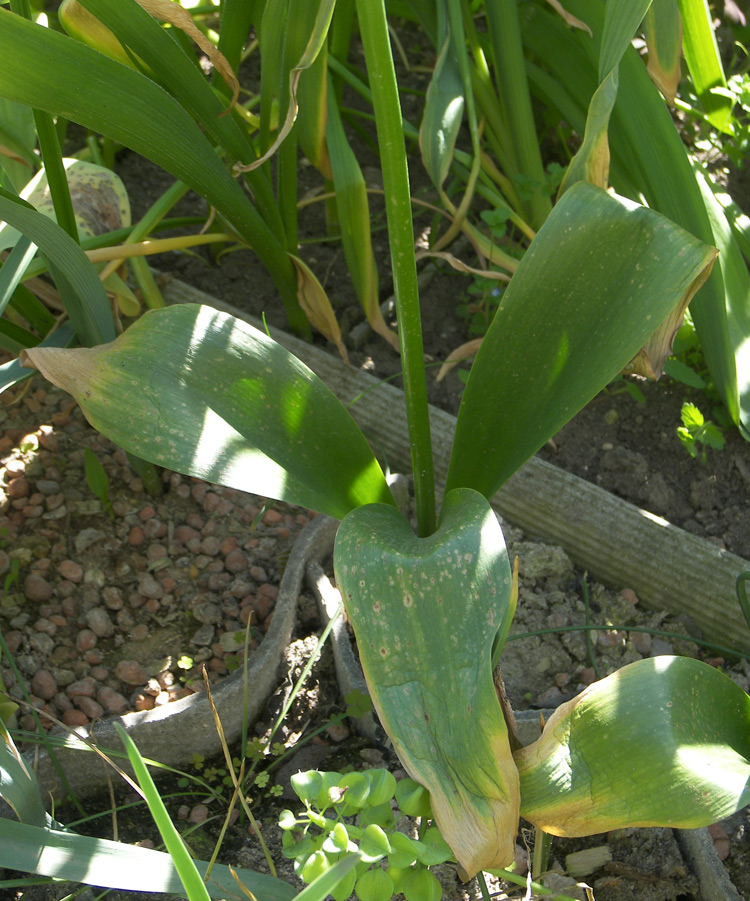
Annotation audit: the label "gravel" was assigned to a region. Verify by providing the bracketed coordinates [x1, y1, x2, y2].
[0, 380, 310, 733]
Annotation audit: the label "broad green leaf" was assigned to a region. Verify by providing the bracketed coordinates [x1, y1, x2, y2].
[23, 304, 395, 519]
[677, 0, 733, 133]
[644, 0, 683, 105]
[0, 818, 296, 899]
[334, 488, 518, 876]
[515, 656, 750, 834]
[445, 182, 716, 499]
[522, 1, 743, 434]
[358, 824, 391, 863]
[0, 190, 114, 346]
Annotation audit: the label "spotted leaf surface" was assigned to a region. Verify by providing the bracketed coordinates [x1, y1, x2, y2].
[334, 488, 518, 876]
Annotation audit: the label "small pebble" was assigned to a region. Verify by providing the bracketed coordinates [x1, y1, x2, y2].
[6, 477, 29, 499]
[62, 709, 89, 727]
[86, 608, 115, 638]
[23, 573, 53, 602]
[30, 669, 57, 700]
[75, 696, 104, 720]
[97, 687, 129, 715]
[116, 660, 149, 686]
[57, 560, 83, 583]
[66, 677, 96, 698]
[188, 804, 209, 824]
[76, 629, 98, 652]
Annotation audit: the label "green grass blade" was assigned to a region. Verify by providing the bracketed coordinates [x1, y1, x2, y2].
[0, 189, 114, 346]
[0, 236, 37, 317]
[115, 723, 210, 901]
[0, 818, 296, 899]
[0, 10, 299, 321]
[677, 0, 733, 133]
[78, 0, 253, 166]
[694, 165, 750, 439]
[485, 0, 551, 228]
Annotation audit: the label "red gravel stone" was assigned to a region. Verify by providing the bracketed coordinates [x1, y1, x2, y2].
[224, 548, 247, 573]
[263, 508, 283, 525]
[58, 560, 83, 583]
[30, 669, 57, 700]
[97, 686, 129, 715]
[139, 505, 156, 521]
[76, 628, 98, 652]
[202, 492, 221, 513]
[200, 536, 221, 556]
[116, 660, 149, 685]
[62, 709, 89, 727]
[220, 537, 238, 556]
[174, 524, 200, 543]
[258, 583, 279, 600]
[128, 525, 145, 547]
[131, 623, 149, 641]
[6, 477, 29, 499]
[33, 617, 57, 637]
[23, 573, 53, 602]
[3, 631, 22, 654]
[252, 595, 273, 621]
[67, 677, 96, 698]
[134, 693, 155, 711]
[75, 696, 104, 720]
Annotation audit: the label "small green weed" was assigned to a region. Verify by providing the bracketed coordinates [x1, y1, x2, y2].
[279, 768, 453, 901]
[677, 401, 726, 463]
[84, 447, 113, 516]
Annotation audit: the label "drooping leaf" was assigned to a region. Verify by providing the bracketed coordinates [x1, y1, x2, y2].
[23, 303, 394, 519]
[445, 181, 716, 499]
[334, 488, 518, 877]
[0, 818, 296, 899]
[0, 189, 114, 346]
[559, 0, 652, 193]
[515, 656, 750, 834]
[522, 0, 744, 435]
[0, 8, 297, 315]
[643, 0, 683, 105]
[325, 82, 397, 350]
